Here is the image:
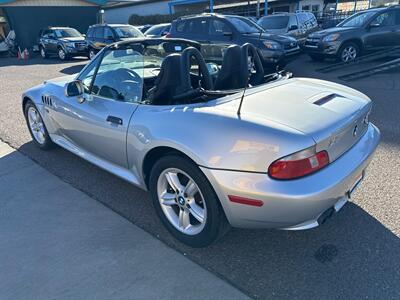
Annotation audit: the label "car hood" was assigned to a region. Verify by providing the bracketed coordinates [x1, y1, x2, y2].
[264, 28, 288, 35]
[309, 26, 357, 38]
[59, 37, 85, 42]
[245, 32, 296, 43]
[227, 78, 371, 160]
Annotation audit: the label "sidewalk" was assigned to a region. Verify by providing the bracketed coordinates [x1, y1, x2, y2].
[0, 141, 249, 300]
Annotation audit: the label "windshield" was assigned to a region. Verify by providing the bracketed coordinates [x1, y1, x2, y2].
[338, 11, 376, 27]
[54, 28, 82, 38]
[114, 26, 144, 38]
[145, 24, 169, 36]
[258, 16, 289, 29]
[225, 16, 264, 34]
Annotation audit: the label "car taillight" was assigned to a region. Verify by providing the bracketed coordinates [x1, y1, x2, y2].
[268, 147, 330, 180]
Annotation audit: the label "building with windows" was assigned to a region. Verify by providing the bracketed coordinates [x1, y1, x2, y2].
[0, 0, 106, 48]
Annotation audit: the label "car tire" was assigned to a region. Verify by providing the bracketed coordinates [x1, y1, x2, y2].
[88, 48, 96, 60]
[149, 155, 230, 247]
[309, 54, 325, 62]
[40, 46, 48, 59]
[338, 42, 360, 63]
[58, 47, 68, 61]
[24, 100, 54, 150]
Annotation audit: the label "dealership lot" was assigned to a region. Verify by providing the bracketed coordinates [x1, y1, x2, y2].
[0, 55, 399, 299]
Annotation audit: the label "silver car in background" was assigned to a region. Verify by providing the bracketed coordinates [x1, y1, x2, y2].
[22, 38, 380, 247]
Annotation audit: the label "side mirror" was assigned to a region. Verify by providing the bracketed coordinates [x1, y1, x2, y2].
[65, 80, 84, 98]
[288, 25, 298, 31]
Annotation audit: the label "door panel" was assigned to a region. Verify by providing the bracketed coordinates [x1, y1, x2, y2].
[364, 12, 397, 51]
[52, 95, 137, 167]
[51, 47, 143, 168]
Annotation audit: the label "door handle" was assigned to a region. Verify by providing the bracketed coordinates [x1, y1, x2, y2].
[106, 116, 123, 125]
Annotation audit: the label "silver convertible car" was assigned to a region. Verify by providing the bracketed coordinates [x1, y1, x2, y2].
[22, 38, 380, 247]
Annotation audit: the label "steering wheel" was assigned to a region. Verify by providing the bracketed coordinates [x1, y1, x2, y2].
[241, 43, 264, 86]
[181, 47, 213, 90]
[107, 68, 143, 102]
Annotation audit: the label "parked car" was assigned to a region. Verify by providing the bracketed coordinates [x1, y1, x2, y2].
[137, 24, 153, 33]
[144, 23, 171, 37]
[22, 38, 380, 247]
[304, 6, 400, 62]
[257, 12, 318, 46]
[86, 24, 144, 59]
[39, 27, 87, 60]
[168, 13, 300, 71]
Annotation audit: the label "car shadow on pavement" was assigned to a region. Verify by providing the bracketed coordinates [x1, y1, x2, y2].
[59, 64, 86, 75]
[16, 139, 400, 300]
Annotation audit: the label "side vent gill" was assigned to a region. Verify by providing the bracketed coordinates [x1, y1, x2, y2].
[41, 95, 53, 106]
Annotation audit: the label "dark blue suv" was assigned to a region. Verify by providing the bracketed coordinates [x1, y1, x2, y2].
[168, 13, 300, 71]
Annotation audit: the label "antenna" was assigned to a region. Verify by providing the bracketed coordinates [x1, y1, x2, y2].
[237, 28, 264, 116]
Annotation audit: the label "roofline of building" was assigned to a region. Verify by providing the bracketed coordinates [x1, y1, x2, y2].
[103, 0, 168, 10]
[0, 0, 107, 5]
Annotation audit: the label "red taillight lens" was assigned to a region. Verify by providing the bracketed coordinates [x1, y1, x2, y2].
[268, 148, 329, 180]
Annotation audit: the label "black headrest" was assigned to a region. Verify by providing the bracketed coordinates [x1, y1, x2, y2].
[148, 53, 191, 105]
[181, 47, 213, 90]
[214, 45, 248, 90]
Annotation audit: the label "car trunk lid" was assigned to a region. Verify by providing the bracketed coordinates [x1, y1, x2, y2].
[239, 78, 371, 161]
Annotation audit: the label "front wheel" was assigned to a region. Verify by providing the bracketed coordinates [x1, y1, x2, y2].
[149, 155, 229, 247]
[40, 46, 48, 59]
[24, 101, 54, 150]
[338, 42, 359, 63]
[58, 47, 68, 61]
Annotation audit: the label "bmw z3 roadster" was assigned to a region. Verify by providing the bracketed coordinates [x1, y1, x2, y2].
[22, 38, 380, 247]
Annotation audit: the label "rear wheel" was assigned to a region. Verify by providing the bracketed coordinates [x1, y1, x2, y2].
[309, 53, 325, 62]
[89, 48, 96, 60]
[338, 42, 359, 63]
[24, 100, 54, 150]
[149, 155, 229, 247]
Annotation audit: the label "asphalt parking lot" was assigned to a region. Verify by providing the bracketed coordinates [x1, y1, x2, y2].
[0, 54, 399, 299]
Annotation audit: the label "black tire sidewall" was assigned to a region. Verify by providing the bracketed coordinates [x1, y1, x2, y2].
[24, 101, 54, 150]
[149, 155, 226, 247]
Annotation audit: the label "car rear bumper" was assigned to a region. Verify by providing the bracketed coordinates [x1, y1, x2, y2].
[200, 123, 380, 229]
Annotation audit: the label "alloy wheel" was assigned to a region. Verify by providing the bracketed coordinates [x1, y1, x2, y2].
[89, 50, 96, 60]
[341, 45, 357, 62]
[58, 48, 66, 60]
[27, 106, 46, 145]
[157, 168, 207, 235]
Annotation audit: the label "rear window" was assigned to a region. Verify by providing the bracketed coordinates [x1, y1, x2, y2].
[258, 16, 289, 29]
[94, 27, 103, 39]
[113, 26, 143, 38]
[145, 24, 168, 36]
[87, 27, 94, 38]
[175, 18, 208, 34]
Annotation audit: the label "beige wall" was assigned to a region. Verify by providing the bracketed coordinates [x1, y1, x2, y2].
[0, 0, 96, 6]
